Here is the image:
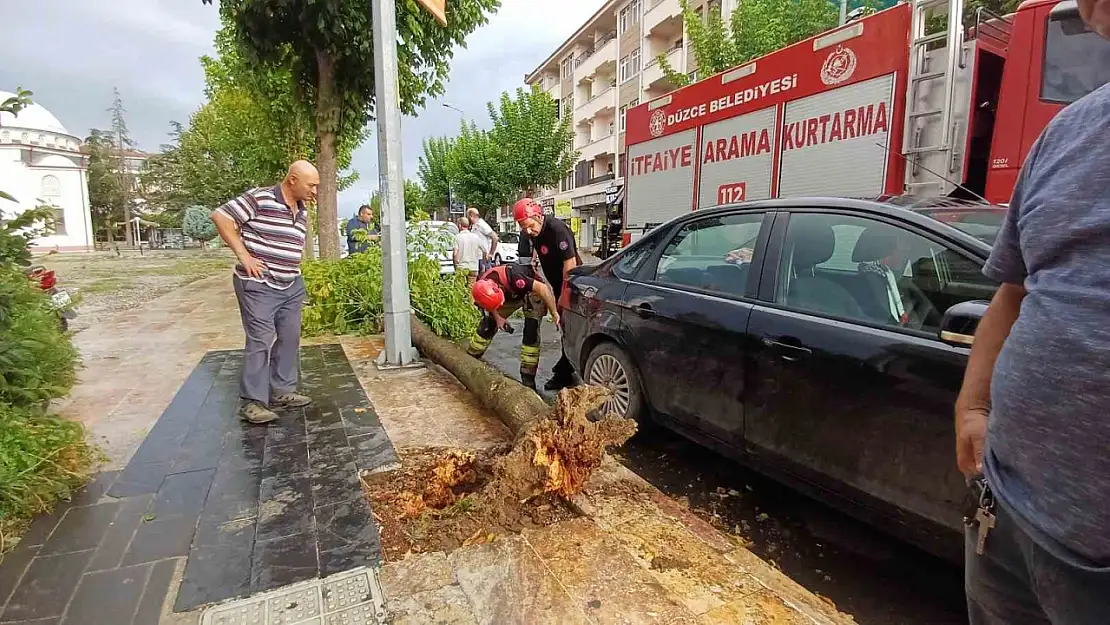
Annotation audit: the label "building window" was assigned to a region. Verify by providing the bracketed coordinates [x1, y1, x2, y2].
[561, 56, 572, 79]
[51, 207, 66, 236]
[620, 48, 641, 83]
[41, 175, 61, 197]
[620, 98, 639, 132]
[688, 70, 699, 82]
[619, 0, 641, 33]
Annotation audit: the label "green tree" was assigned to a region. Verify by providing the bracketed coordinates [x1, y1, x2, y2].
[660, 0, 879, 88]
[417, 136, 455, 215]
[447, 123, 513, 218]
[107, 88, 138, 245]
[204, 0, 501, 259]
[487, 85, 577, 197]
[368, 179, 431, 223]
[183, 205, 218, 243]
[85, 129, 128, 243]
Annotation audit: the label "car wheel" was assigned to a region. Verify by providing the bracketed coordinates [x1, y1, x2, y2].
[584, 342, 647, 425]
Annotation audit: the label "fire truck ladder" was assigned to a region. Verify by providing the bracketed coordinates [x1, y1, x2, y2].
[902, 0, 965, 194]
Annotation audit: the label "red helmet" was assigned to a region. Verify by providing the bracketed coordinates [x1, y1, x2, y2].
[471, 279, 505, 312]
[513, 198, 543, 223]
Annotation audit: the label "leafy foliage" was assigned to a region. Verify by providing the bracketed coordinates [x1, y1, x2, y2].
[208, 0, 501, 258]
[85, 130, 129, 242]
[368, 179, 431, 223]
[141, 20, 361, 227]
[0, 206, 55, 270]
[183, 206, 218, 243]
[447, 123, 514, 218]
[486, 86, 577, 196]
[302, 231, 479, 341]
[417, 136, 455, 214]
[0, 88, 91, 548]
[660, 0, 880, 87]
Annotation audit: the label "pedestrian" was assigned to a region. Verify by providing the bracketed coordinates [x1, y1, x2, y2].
[955, 1, 1110, 622]
[467, 207, 499, 271]
[346, 204, 378, 255]
[210, 160, 319, 425]
[452, 217, 487, 287]
[466, 263, 560, 390]
[513, 197, 578, 391]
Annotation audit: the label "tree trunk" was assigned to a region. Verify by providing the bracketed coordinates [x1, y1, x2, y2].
[410, 318, 549, 438]
[314, 47, 341, 259]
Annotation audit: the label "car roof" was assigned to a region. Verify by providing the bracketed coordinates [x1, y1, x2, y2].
[672, 196, 997, 254]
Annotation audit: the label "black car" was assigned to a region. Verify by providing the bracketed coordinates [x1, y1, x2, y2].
[561, 196, 1004, 561]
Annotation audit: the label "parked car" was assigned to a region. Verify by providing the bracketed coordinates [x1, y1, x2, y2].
[561, 196, 1004, 562]
[494, 231, 520, 265]
[408, 220, 458, 275]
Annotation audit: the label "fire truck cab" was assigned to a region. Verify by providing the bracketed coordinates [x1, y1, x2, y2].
[621, 0, 1110, 243]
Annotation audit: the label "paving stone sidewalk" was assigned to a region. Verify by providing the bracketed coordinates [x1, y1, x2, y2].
[0, 271, 854, 624]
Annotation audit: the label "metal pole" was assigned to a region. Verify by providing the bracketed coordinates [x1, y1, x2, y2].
[839, 0, 848, 24]
[372, 0, 419, 367]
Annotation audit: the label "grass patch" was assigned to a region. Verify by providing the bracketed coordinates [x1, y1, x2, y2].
[82, 277, 136, 293]
[0, 406, 96, 553]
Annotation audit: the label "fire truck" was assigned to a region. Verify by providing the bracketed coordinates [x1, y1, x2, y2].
[621, 0, 1110, 244]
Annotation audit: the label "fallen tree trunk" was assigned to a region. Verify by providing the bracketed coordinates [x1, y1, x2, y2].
[410, 317, 549, 437]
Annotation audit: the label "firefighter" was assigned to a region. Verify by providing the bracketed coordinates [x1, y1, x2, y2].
[513, 197, 580, 391]
[466, 263, 560, 390]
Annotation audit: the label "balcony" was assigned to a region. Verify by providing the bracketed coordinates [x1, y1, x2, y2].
[643, 46, 683, 90]
[574, 85, 616, 122]
[576, 133, 617, 162]
[573, 36, 617, 84]
[644, 0, 682, 36]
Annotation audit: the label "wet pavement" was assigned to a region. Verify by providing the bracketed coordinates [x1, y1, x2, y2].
[483, 317, 969, 625]
[0, 344, 397, 623]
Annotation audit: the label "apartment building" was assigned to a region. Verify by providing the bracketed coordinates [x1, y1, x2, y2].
[523, 0, 737, 251]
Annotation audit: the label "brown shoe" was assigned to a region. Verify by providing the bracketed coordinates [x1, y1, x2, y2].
[239, 401, 278, 425]
[271, 392, 312, 408]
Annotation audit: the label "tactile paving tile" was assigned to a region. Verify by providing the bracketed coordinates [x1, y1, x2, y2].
[322, 570, 371, 612]
[205, 600, 267, 625]
[323, 603, 378, 625]
[201, 567, 384, 625]
[268, 585, 322, 624]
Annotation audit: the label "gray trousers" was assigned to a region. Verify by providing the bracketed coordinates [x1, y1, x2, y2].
[966, 498, 1110, 625]
[232, 275, 305, 404]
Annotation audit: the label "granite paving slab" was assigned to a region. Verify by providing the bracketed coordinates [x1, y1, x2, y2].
[0, 345, 394, 622]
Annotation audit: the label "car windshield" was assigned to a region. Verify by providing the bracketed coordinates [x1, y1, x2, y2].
[915, 208, 1006, 245]
[500, 231, 519, 244]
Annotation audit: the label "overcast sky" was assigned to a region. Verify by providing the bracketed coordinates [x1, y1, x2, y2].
[0, 0, 598, 213]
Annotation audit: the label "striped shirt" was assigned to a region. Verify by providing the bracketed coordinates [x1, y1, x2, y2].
[216, 185, 307, 290]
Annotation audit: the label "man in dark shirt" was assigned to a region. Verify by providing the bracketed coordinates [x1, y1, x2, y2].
[513, 197, 580, 390]
[346, 204, 377, 255]
[466, 263, 559, 390]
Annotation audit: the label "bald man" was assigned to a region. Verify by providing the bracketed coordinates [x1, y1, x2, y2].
[212, 161, 320, 425]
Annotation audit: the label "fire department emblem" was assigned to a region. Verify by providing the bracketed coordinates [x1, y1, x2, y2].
[539, 245, 549, 255]
[559, 241, 568, 250]
[820, 45, 857, 86]
[515, 279, 526, 289]
[649, 110, 666, 138]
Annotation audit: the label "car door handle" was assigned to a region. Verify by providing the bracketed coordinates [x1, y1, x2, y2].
[636, 303, 656, 318]
[761, 337, 812, 362]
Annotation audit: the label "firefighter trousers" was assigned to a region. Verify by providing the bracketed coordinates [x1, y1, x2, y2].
[465, 295, 545, 380]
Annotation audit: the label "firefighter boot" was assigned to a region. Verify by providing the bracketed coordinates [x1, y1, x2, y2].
[466, 314, 498, 359]
[520, 373, 537, 390]
[520, 317, 541, 390]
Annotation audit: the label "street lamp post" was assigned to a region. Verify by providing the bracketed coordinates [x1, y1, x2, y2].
[442, 102, 465, 221]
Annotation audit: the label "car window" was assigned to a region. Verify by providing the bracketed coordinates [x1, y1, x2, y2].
[612, 234, 660, 279]
[653, 213, 764, 298]
[775, 213, 998, 333]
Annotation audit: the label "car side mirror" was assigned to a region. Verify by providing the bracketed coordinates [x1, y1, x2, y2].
[939, 300, 990, 347]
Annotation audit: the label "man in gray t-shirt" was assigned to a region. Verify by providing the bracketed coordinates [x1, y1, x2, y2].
[956, 1, 1110, 621]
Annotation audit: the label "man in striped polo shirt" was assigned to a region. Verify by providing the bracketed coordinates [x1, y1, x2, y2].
[211, 160, 319, 424]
